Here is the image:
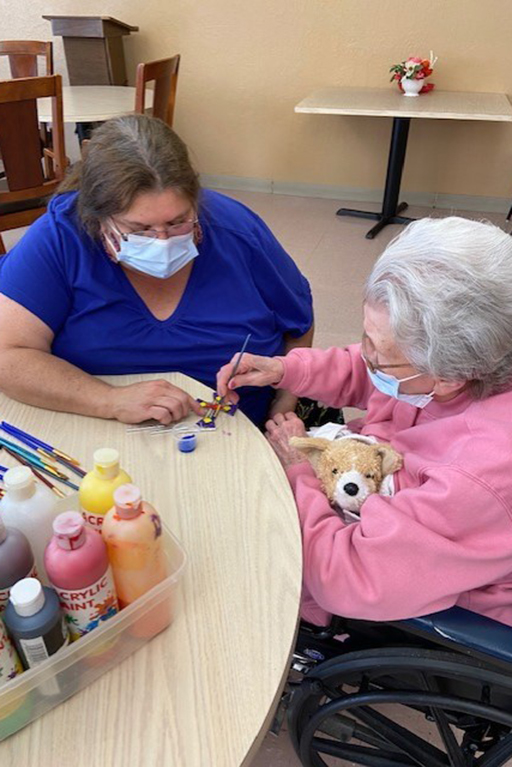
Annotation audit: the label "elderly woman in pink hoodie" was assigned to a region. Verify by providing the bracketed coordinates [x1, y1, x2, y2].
[217, 216, 512, 627]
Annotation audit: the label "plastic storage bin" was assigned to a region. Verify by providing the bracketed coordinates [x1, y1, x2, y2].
[0, 522, 186, 741]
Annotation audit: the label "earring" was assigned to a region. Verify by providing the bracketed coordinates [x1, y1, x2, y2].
[194, 222, 204, 245]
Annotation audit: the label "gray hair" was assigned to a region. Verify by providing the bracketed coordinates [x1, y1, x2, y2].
[364, 216, 512, 399]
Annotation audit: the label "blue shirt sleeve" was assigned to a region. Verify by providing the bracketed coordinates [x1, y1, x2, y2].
[0, 206, 73, 334]
[246, 213, 313, 337]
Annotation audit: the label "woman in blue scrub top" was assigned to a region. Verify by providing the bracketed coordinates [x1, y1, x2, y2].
[0, 115, 313, 426]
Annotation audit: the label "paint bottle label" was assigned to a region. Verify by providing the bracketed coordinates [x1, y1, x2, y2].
[0, 626, 22, 688]
[53, 567, 119, 641]
[0, 564, 38, 615]
[82, 511, 104, 531]
[18, 618, 69, 697]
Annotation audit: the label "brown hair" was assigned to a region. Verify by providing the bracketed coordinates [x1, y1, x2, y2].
[59, 114, 200, 238]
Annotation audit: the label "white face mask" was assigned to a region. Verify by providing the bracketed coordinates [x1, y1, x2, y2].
[366, 366, 435, 409]
[109, 228, 198, 279]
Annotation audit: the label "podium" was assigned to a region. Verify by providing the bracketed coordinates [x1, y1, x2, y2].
[43, 15, 139, 86]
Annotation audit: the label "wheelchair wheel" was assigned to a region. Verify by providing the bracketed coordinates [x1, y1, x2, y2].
[288, 646, 512, 766]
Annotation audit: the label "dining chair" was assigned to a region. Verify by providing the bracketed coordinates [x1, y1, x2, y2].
[135, 54, 180, 127]
[0, 41, 54, 179]
[0, 74, 66, 255]
[0, 40, 53, 77]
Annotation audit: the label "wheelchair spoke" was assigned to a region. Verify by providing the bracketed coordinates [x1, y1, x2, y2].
[418, 671, 468, 767]
[475, 733, 512, 766]
[312, 737, 418, 766]
[348, 703, 449, 767]
[318, 711, 404, 751]
[428, 707, 468, 767]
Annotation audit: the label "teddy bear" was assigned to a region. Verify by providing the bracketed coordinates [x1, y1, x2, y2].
[289, 434, 403, 523]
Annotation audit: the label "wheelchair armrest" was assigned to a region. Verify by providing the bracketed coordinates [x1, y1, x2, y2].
[394, 606, 512, 669]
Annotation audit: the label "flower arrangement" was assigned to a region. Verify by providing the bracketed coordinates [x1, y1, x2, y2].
[389, 52, 438, 95]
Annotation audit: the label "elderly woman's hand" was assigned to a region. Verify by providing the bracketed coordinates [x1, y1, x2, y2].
[107, 380, 205, 425]
[216, 353, 285, 404]
[265, 412, 309, 469]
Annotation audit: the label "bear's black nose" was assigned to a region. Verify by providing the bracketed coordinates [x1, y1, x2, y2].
[343, 482, 359, 496]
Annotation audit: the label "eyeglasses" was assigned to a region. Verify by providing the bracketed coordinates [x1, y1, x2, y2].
[361, 332, 415, 375]
[111, 218, 198, 241]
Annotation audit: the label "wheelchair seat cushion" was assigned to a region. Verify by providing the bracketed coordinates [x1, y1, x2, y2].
[399, 606, 512, 668]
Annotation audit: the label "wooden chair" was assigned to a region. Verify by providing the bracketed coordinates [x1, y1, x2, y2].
[0, 41, 54, 179]
[0, 75, 66, 255]
[135, 54, 180, 127]
[0, 40, 53, 77]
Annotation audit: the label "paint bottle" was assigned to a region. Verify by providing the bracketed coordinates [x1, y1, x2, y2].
[79, 448, 132, 531]
[44, 511, 119, 641]
[0, 467, 59, 582]
[102, 485, 169, 638]
[3, 578, 69, 696]
[0, 616, 29, 740]
[0, 617, 23, 689]
[0, 517, 36, 615]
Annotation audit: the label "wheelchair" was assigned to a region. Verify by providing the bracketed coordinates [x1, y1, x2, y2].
[285, 606, 512, 766]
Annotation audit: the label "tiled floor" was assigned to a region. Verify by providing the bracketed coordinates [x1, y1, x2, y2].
[4, 189, 511, 767]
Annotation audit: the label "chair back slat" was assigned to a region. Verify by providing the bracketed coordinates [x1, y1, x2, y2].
[0, 75, 66, 200]
[0, 100, 44, 190]
[135, 54, 180, 127]
[0, 40, 53, 77]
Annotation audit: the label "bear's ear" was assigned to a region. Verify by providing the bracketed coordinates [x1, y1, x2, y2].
[375, 444, 403, 475]
[289, 437, 332, 454]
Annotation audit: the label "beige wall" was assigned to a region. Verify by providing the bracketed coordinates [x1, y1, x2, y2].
[2, 0, 512, 199]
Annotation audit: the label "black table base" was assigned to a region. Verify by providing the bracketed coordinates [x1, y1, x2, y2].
[337, 116, 416, 239]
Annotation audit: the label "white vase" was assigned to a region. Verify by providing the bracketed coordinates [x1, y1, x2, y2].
[401, 77, 424, 97]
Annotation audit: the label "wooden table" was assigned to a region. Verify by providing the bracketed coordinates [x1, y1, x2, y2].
[295, 87, 512, 238]
[0, 373, 302, 767]
[38, 85, 137, 123]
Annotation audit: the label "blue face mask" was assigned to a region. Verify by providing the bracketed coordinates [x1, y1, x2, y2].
[367, 367, 435, 409]
[113, 230, 198, 279]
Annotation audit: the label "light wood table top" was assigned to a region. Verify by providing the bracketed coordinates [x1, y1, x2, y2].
[295, 86, 512, 122]
[0, 373, 302, 767]
[38, 85, 137, 123]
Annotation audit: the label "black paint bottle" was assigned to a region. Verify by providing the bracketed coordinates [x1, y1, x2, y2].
[3, 578, 70, 696]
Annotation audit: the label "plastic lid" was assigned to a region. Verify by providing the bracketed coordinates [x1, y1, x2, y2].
[113, 484, 142, 519]
[93, 448, 120, 480]
[9, 577, 45, 617]
[94, 448, 119, 468]
[3, 466, 34, 491]
[53, 511, 86, 550]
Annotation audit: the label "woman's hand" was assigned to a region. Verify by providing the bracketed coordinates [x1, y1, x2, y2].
[216, 353, 285, 404]
[106, 380, 205, 425]
[265, 412, 308, 469]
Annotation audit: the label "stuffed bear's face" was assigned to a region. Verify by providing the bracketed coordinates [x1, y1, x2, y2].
[320, 441, 388, 512]
[290, 436, 403, 514]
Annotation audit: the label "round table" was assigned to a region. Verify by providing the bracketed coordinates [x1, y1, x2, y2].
[38, 85, 137, 123]
[0, 373, 302, 767]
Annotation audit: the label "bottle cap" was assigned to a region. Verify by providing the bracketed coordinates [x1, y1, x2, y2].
[53, 511, 87, 550]
[9, 578, 45, 617]
[113, 484, 142, 519]
[93, 448, 120, 480]
[4, 466, 34, 492]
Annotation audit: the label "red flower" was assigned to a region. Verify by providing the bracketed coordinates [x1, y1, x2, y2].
[420, 82, 435, 94]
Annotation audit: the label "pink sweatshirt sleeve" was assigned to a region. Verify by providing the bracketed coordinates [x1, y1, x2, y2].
[287, 461, 512, 623]
[278, 344, 373, 410]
